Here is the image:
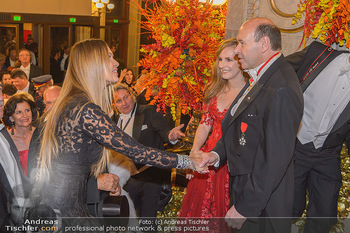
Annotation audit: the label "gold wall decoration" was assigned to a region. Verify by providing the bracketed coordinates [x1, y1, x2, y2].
[269, 0, 304, 33]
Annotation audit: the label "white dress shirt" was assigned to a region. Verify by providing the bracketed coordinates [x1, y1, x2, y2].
[298, 53, 350, 148]
[117, 104, 137, 137]
[20, 64, 30, 80]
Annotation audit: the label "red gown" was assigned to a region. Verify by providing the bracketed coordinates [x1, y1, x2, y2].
[179, 96, 230, 218]
[18, 150, 29, 176]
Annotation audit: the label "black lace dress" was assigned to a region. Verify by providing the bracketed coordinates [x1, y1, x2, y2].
[32, 95, 178, 217]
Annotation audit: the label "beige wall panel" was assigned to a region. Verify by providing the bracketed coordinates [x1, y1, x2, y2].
[1, 0, 91, 16]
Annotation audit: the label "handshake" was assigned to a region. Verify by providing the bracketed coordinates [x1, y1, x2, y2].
[188, 151, 219, 173]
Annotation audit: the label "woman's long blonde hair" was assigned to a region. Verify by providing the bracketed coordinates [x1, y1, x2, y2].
[203, 38, 238, 104]
[38, 39, 113, 179]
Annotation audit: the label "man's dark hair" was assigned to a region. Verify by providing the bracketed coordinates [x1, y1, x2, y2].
[254, 23, 282, 51]
[2, 84, 17, 96]
[10, 68, 27, 80]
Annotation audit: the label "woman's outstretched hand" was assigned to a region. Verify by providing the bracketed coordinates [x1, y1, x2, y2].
[189, 150, 208, 173]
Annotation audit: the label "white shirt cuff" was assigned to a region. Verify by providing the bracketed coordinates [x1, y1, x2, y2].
[169, 139, 178, 145]
[211, 151, 220, 168]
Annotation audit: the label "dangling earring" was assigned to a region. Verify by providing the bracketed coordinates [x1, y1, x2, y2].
[11, 121, 14, 135]
[29, 123, 32, 131]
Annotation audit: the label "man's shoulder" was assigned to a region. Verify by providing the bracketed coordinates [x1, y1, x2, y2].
[137, 104, 157, 114]
[30, 63, 43, 72]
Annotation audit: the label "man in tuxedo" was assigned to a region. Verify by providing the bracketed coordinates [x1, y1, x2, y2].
[199, 17, 303, 233]
[111, 83, 185, 219]
[286, 41, 350, 233]
[18, 48, 43, 82]
[0, 83, 31, 230]
[10, 68, 36, 98]
[5, 47, 17, 68]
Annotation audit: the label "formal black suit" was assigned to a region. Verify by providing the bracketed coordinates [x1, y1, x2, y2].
[213, 55, 303, 233]
[27, 64, 43, 81]
[0, 126, 31, 229]
[286, 41, 350, 233]
[5, 57, 15, 68]
[111, 104, 173, 217]
[28, 81, 36, 98]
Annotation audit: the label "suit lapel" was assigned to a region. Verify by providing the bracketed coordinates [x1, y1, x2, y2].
[0, 129, 19, 198]
[29, 64, 33, 79]
[330, 101, 350, 134]
[222, 82, 249, 135]
[227, 56, 284, 128]
[132, 106, 144, 141]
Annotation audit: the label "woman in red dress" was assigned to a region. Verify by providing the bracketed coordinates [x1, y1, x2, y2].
[179, 38, 247, 228]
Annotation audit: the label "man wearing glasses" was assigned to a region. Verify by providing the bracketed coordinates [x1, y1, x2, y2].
[111, 83, 185, 223]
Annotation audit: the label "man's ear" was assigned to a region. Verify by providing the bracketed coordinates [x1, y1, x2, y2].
[260, 36, 270, 53]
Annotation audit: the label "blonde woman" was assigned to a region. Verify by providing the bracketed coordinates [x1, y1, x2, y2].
[32, 39, 198, 217]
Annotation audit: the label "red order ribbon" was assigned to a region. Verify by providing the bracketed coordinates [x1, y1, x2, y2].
[241, 122, 248, 133]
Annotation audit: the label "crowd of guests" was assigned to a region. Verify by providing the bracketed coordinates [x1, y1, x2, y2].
[0, 16, 349, 233]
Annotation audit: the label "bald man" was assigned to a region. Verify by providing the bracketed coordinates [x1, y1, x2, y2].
[43, 85, 61, 112]
[199, 17, 303, 233]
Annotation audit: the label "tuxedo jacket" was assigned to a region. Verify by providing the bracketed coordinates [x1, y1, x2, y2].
[28, 81, 36, 98]
[0, 127, 31, 224]
[112, 104, 172, 183]
[28, 64, 43, 81]
[213, 55, 303, 229]
[4, 57, 14, 68]
[286, 41, 350, 154]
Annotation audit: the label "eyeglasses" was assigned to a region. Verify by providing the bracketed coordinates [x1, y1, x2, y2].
[115, 94, 132, 104]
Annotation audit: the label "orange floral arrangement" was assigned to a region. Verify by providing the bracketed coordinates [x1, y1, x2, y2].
[293, 0, 350, 47]
[133, 0, 226, 119]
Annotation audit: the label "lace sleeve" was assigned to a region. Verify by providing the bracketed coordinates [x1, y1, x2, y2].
[200, 101, 214, 126]
[79, 103, 191, 169]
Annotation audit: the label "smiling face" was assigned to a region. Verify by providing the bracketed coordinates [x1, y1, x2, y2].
[125, 70, 133, 85]
[9, 101, 32, 128]
[11, 77, 28, 91]
[218, 45, 241, 80]
[234, 21, 262, 70]
[107, 47, 119, 84]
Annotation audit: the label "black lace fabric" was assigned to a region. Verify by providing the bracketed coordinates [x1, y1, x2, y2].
[32, 95, 178, 217]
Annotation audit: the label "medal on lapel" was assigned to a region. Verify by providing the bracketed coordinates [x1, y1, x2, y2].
[239, 122, 248, 146]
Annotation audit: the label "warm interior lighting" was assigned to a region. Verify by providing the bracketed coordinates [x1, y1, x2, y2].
[107, 3, 115, 10]
[96, 2, 104, 8]
[92, 0, 115, 14]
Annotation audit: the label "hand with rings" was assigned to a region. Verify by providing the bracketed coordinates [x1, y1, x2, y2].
[97, 173, 121, 196]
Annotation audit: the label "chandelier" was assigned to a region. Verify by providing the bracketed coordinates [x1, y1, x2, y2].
[92, 0, 115, 14]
